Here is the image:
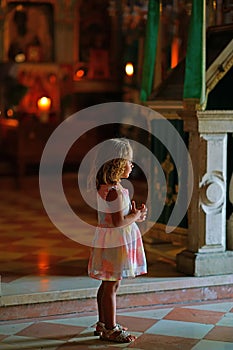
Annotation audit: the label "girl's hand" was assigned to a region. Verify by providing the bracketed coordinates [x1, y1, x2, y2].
[108, 189, 147, 227]
[131, 201, 147, 222]
[138, 203, 148, 222]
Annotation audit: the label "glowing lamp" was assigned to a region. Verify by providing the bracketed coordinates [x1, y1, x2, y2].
[75, 69, 85, 79]
[37, 96, 52, 123]
[125, 62, 134, 76]
[37, 96, 52, 112]
[6, 109, 14, 118]
[14, 52, 26, 63]
[73, 65, 88, 80]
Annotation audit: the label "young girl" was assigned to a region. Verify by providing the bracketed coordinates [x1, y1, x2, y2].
[88, 138, 147, 343]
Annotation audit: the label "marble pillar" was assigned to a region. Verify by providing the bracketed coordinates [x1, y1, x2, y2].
[177, 111, 233, 276]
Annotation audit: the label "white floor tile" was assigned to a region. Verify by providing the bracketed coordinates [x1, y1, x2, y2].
[0, 335, 64, 349]
[145, 320, 214, 339]
[217, 312, 233, 327]
[0, 323, 33, 335]
[183, 302, 233, 313]
[192, 339, 233, 350]
[118, 307, 173, 319]
[45, 315, 98, 327]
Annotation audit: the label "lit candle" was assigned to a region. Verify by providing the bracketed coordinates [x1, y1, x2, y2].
[125, 62, 134, 76]
[37, 96, 52, 123]
[37, 96, 52, 112]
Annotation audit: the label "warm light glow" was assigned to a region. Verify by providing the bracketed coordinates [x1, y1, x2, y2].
[16, 4, 24, 11]
[15, 53, 26, 63]
[6, 109, 14, 117]
[48, 73, 57, 84]
[37, 96, 52, 112]
[75, 69, 85, 79]
[0, 118, 18, 127]
[171, 38, 179, 69]
[125, 62, 134, 76]
[38, 252, 49, 276]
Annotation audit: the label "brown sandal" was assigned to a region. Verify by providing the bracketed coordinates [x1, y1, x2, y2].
[94, 322, 128, 336]
[100, 325, 136, 343]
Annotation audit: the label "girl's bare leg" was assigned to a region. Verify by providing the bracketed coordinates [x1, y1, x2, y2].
[99, 280, 120, 329]
[97, 280, 136, 342]
[97, 282, 105, 323]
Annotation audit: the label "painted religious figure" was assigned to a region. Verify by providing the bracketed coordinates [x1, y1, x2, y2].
[4, 4, 54, 62]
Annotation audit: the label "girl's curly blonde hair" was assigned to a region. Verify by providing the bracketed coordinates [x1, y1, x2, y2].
[91, 138, 132, 190]
[96, 158, 127, 189]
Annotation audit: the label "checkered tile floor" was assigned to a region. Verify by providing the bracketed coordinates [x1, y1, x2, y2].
[1, 175, 233, 349]
[0, 174, 183, 293]
[0, 175, 98, 284]
[1, 300, 233, 349]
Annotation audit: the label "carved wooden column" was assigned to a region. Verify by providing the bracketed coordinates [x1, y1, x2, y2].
[177, 111, 233, 276]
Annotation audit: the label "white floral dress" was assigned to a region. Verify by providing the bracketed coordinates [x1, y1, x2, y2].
[88, 184, 147, 281]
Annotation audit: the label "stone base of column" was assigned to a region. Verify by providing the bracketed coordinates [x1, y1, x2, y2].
[176, 250, 233, 276]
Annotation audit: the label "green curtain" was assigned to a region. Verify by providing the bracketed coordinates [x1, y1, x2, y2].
[140, 0, 160, 102]
[183, 0, 205, 104]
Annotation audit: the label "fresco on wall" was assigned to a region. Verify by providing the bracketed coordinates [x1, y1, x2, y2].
[4, 3, 54, 62]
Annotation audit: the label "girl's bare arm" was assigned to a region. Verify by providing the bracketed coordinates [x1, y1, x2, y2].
[107, 189, 145, 227]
